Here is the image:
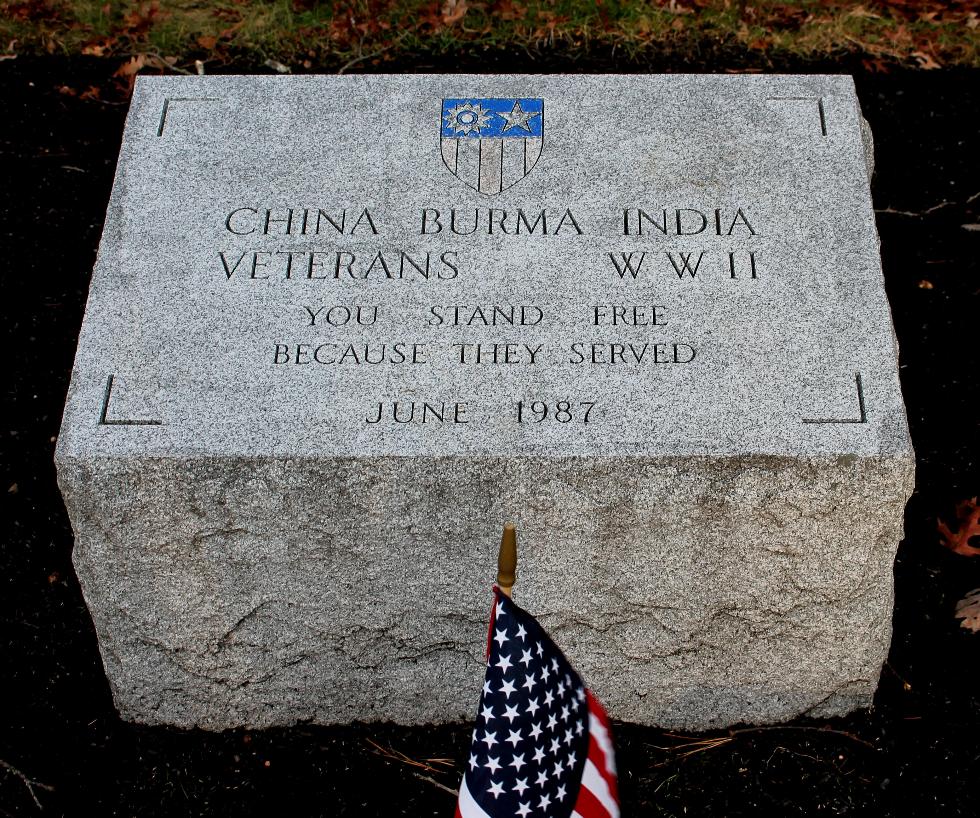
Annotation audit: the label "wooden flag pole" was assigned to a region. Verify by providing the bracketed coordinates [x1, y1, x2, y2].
[497, 522, 517, 598]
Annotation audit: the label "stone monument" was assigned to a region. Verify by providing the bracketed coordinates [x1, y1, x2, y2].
[56, 74, 914, 730]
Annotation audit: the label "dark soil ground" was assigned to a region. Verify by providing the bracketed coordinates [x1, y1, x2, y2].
[1, 55, 978, 817]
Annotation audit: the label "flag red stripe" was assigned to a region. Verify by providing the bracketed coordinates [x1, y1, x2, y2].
[587, 690, 612, 731]
[586, 697, 619, 802]
[571, 694, 620, 818]
[485, 587, 499, 661]
[572, 779, 614, 818]
[588, 733, 619, 802]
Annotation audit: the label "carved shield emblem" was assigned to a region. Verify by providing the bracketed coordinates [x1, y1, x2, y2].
[440, 98, 544, 195]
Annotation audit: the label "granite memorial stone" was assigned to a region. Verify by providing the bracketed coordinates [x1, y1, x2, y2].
[56, 74, 914, 730]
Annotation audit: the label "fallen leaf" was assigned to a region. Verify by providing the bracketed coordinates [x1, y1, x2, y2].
[954, 588, 980, 632]
[263, 58, 291, 73]
[847, 5, 881, 19]
[917, 279, 933, 289]
[442, 0, 468, 25]
[79, 85, 101, 101]
[491, 0, 526, 21]
[938, 497, 980, 557]
[196, 35, 217, 50]
[967, 12, 978, 29]
[218, 20, 245, 40]
[7, 483, 17, 494]
[114, 54, 147, 78]
[47, 571, 60, 584]
[121, 1, 161, 36]
[962, 224, 980, 232]
[912, 50, 942, 70]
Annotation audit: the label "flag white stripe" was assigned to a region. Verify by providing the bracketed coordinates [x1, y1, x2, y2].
[582, 759, 619, 818]
[590, 712, 618, 776]
[456, 774, 494, 818]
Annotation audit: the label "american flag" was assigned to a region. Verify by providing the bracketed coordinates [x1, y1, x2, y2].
[455, 588, 620, 818]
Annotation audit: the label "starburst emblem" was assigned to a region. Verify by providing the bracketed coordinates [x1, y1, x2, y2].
[443, 101, 493, 136]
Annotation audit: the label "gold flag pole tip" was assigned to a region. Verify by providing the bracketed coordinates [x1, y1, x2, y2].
[497, 522, 517, 598]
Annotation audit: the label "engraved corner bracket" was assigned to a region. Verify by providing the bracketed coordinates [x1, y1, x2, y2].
[157, 97, 218, 137]
[98, 375, 163, 426]
[765, 96, 828, 137]
[802, 372, 867, 425]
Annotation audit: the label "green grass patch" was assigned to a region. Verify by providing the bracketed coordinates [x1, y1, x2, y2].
[1, 1, 978, 70]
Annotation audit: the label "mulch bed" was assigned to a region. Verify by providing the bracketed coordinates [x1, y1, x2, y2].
[1, 56, 977, 816]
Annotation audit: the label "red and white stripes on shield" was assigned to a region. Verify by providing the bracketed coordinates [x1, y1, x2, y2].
[440, 137, 543, 194]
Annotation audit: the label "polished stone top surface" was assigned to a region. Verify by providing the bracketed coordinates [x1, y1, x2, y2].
[57, 74, 910, 459]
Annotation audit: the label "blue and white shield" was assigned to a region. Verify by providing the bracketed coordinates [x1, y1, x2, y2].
[440, 98, 544, 195]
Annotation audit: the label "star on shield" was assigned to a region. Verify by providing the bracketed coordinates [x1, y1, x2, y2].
[498, 101, 540, 133]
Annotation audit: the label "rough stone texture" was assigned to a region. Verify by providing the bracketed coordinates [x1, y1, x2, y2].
[57, 74, 914, 730]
